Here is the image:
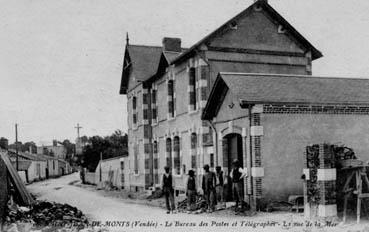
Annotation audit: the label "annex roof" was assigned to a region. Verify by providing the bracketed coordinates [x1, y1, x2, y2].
[172, 0, 322, 65]
[8, 150, 46, 161]
[202, 73, 369, 120]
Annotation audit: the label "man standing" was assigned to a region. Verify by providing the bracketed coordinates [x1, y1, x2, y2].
[215, 166, 226, 210]
[162, 166, 176, 214]
[202, 164, 216, 213]
[186, 170, 196, 213]
[230, 159, 247, 214]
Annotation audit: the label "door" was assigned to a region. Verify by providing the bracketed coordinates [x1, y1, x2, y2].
[224, 133, 243, 201]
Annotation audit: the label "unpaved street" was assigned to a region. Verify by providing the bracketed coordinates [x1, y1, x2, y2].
[26, 174, 355, 232]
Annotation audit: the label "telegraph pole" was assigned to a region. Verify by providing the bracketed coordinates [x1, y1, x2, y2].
[15, 123, 19, 171]
[75, 123, 82, 140]
[99, 152, 102, 182]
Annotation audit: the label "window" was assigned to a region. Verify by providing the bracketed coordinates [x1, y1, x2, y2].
[210, 153, 214, 168]
[151, 89, 157, 122]
[134, 144, 138, 174]
[53, 160, 55, 170]
[203, 126, 214, 146]
[167, 80, 175, 118]
[153, 141, 158, 170]
[191, 133, 197, 169]
[173, 136, 180, 175]
[189, 68, 196, 111]
[166, 138, 172, 168]
[153, 141, 159, 184]
[132, 96, 137, 125]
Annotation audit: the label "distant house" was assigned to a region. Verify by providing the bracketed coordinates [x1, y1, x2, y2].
[8, 150, 47, 183]
[37, 154, 61, 178]
[94, 156, 129, 189]
[37, 140, 67, 160]
[58, 159, 72, 175]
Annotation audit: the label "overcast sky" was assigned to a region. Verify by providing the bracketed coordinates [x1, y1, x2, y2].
[0, 0, 369, 145]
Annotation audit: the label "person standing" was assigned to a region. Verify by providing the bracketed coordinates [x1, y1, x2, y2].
[162, 166, 176, 214]
[202, 164, 216, 213]
[215, 166, 226, 210]
[230, 159, 247, 214]
[186, 170, 196, 213]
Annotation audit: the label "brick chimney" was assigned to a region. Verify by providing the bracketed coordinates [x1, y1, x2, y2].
[162, 37, 182, 52]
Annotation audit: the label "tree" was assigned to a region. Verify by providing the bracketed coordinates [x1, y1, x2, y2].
[80, 130, 128, 172]
[23, 141, 37, 153]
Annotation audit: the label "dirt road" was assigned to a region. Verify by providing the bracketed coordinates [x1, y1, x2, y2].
[26, 173, 359, 232]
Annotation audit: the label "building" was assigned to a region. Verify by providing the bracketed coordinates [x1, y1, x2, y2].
[120, 0, 322, 193]
[94, 156, 128, 189]
[8, 150, 47, 183]
[37, 154, 63, 178]
[202, 73, 369, 212]
[37, 140, 67, 160]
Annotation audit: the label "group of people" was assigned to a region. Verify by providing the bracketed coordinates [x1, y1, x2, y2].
[161, 159, 247, 214]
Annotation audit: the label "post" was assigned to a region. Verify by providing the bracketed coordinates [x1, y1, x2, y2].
[0, 156, 8, 227]
[99, 152, 102, 182]
[15, 123, 19, 171]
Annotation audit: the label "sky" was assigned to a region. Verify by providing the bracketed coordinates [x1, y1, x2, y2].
[0, 0, 369, 145]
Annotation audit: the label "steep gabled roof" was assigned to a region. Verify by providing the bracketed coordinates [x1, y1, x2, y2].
[119, 45, 163, 94]
[172, 0, 322, 65]
[202, 73, 369, 120]
[146, 49, 187, 84]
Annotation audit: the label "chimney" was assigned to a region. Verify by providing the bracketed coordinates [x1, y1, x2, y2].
[162, 37, 182, 52]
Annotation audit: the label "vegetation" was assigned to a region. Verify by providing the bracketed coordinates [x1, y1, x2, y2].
[79, 130, 128, 172]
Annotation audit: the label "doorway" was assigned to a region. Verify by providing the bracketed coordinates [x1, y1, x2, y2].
[223, 133, 244, 201]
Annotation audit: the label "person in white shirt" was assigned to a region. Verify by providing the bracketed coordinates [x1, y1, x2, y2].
[229, 159, 247, 213]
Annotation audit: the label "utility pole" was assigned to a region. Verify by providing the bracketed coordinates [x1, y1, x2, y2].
[75, 123, 82, 140]
[99, 152, 102, 182]
[15, 123, 19, 171]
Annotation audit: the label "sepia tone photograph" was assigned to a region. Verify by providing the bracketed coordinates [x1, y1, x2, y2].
[1, 0, 369, 231]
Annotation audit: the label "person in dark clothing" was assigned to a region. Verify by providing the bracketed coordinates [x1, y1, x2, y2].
[230, 159, 247, 214]
[215, 166, 226, 209]
[186, 170, 196, 213]
[202, 164, 216, 212]
[162, 166, 176, 214]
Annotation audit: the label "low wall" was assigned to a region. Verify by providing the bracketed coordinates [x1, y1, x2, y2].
[85, 171, 96, 185]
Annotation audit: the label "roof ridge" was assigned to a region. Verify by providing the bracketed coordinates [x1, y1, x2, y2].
[128, 44, 162, 49]
[219, 72, 369, 81]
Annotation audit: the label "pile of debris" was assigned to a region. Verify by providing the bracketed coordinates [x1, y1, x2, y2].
[177, 196, 207, 213]
[146, 189, 163, 200]
[4, 200, 88, 229]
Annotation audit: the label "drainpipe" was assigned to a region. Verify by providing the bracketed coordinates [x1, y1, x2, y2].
[247, 104, 255, 211]
[205, 120, 218, 167]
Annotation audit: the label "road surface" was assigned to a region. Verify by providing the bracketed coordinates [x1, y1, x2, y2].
[27, 173, 346, 232]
